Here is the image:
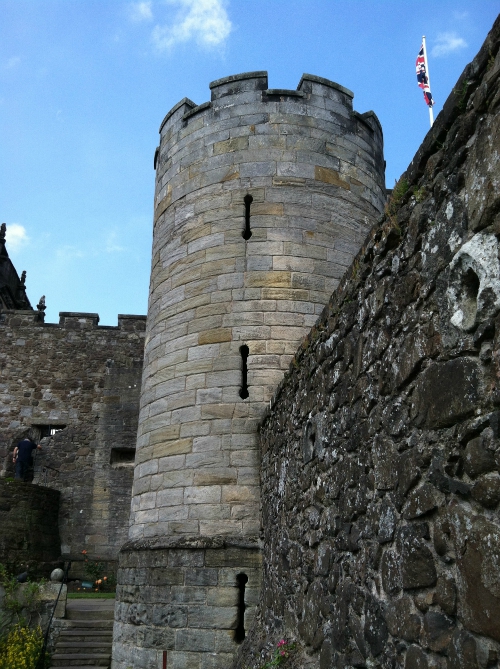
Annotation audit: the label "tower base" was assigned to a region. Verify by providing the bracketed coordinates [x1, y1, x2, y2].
[112, 538, 261, 669]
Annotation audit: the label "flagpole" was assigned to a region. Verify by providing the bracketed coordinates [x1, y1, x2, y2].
[422, 35, 434, 127]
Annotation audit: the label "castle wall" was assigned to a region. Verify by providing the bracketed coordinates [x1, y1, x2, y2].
[113, 73, 386, 668]
[237, 18, 500, 669]
[0, 479, 61, 578]
[0, 310, 145, 568]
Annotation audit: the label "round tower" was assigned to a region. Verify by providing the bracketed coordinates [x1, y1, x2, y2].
[113, 71, 385, 668]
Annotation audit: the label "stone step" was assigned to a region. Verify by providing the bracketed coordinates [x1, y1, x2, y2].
[50, 654, 110, 667]
[66, 608, 114, 621]
[61, 620, 114, 629]
[59, 631, 113, 642]
[56, 642, 112, 653]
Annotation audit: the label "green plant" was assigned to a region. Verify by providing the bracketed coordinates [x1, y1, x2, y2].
[260, 640, 297, 668]
[0, 623, 49, 669]
[455, 79, 469, 110]
[385, 177, 409, 226]
[413, 186, 426, 203]
[81, 551, 110, 592]
[0, 564, 46, 629]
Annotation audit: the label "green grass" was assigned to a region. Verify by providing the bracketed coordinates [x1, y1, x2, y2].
[67, 592, 116, 599]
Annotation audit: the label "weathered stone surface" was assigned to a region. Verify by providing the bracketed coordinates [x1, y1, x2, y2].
[434, 574, 457, 616]
[446, 629, 478, 669]
[471, 473, 500, 508]
[385, 596, 421, 642]
[412, 358, 480, 429]
[422, 611, 455, 652]
[398, 525, 437, 590]
[0, 480, 61, 577]
[0, 311, 145, 568]
[237, 19, 500, 669]
[448, 505, 500, 642]
[464, 437, 496, 479]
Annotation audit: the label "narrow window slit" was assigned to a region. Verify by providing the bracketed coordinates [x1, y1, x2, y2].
[234, 573, 248, 642]
[239, 345, 249, 399]
[243, 194, 253, 240]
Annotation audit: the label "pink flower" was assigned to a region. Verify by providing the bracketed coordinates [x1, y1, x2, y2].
[280, 651, 286, 656]
[277, 640, 287, 647]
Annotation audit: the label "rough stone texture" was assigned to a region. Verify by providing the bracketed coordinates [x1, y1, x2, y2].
[236, 17, 500, 669]
[0, 309, 146, 568]
[113, 71, 386, 669]
[0, 479, 61, 577]
[112, 540, 261, 669]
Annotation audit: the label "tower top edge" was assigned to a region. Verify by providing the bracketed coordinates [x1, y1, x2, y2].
[209, 70, 268, 89]
[298, 73, 354, 99]
[159, 72, 358, 134]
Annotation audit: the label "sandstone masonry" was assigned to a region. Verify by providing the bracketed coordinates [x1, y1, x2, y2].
[113, 72, 386, 668]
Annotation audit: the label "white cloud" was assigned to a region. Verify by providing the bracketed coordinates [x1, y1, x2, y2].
[453, 11, 469, 20]
[5, 224, 29, 251]
[128, 1, 153, 22]
[105, 231, 125, 253]
[431, 32, 467, 57]
[56, 245, 85, 260]
[2, 56, 21, 71]
[152, 0, 231, 51]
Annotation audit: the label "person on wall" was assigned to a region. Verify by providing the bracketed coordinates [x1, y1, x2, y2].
[13, 436, 41, 481]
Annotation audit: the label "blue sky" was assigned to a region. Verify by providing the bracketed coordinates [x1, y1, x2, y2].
[1, 1, 498, 324]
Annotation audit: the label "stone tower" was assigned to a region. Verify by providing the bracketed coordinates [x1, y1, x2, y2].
[112, 71, 386, 668]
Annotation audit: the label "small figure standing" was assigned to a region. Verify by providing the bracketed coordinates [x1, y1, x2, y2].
[13, 437, 41, 481]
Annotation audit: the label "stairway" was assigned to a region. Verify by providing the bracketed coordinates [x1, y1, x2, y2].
[50, 599, 115, 668]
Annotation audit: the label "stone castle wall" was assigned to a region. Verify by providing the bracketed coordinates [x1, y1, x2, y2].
[0, 479, 61, 578]
[237, 16, 500, 669]
[0, 310, 145, 567]
[113, 72, 386, 668]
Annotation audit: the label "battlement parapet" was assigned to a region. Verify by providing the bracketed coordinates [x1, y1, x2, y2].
[0, 309, 146, 332]
[158, 70, 379, 141]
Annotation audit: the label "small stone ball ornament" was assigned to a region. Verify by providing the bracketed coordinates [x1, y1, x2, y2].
[50, 568, 65, 582]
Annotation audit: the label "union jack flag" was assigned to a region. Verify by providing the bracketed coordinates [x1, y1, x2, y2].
[416, 44, 434, 107]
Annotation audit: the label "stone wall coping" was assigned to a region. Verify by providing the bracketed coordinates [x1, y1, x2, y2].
[298, 73, 354, 98]
[159, 96, 196, 132]
[353, 109, 383, 135]
[209, 70, 268, 90]
[265, 89, 305, 98]
[121, 535, 261, 553]
[182, 100, 211, 121]
[117, 314, 147, 320]
[1, 309, 146, 330]
[59, 311, 100, 320]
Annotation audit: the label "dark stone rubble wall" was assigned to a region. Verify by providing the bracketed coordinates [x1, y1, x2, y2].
[238, 15, 500, 669]
[0, 479, 61, 577]
[0, 311, 146, 572]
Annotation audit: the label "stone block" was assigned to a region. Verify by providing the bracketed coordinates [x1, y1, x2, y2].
[185, 568, 218, 586]
[412, 358, 480, 428]
[193, 469, 238, 486]
[166, 651, 201, 669]
[198, 328, 232, 345]
[184, 486, 222, 504]
[187, 605, 237, 629]
[153, 438, 193, 459]
[207, 587, 238, 607]
[175, 628, 216, 652]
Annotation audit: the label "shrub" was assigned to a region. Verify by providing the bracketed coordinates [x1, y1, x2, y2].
[0, 624, 48, 669]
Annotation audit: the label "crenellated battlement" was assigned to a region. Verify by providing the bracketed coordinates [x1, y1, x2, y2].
[158, 71, 380, 142]
[0, 309, 146, 331]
